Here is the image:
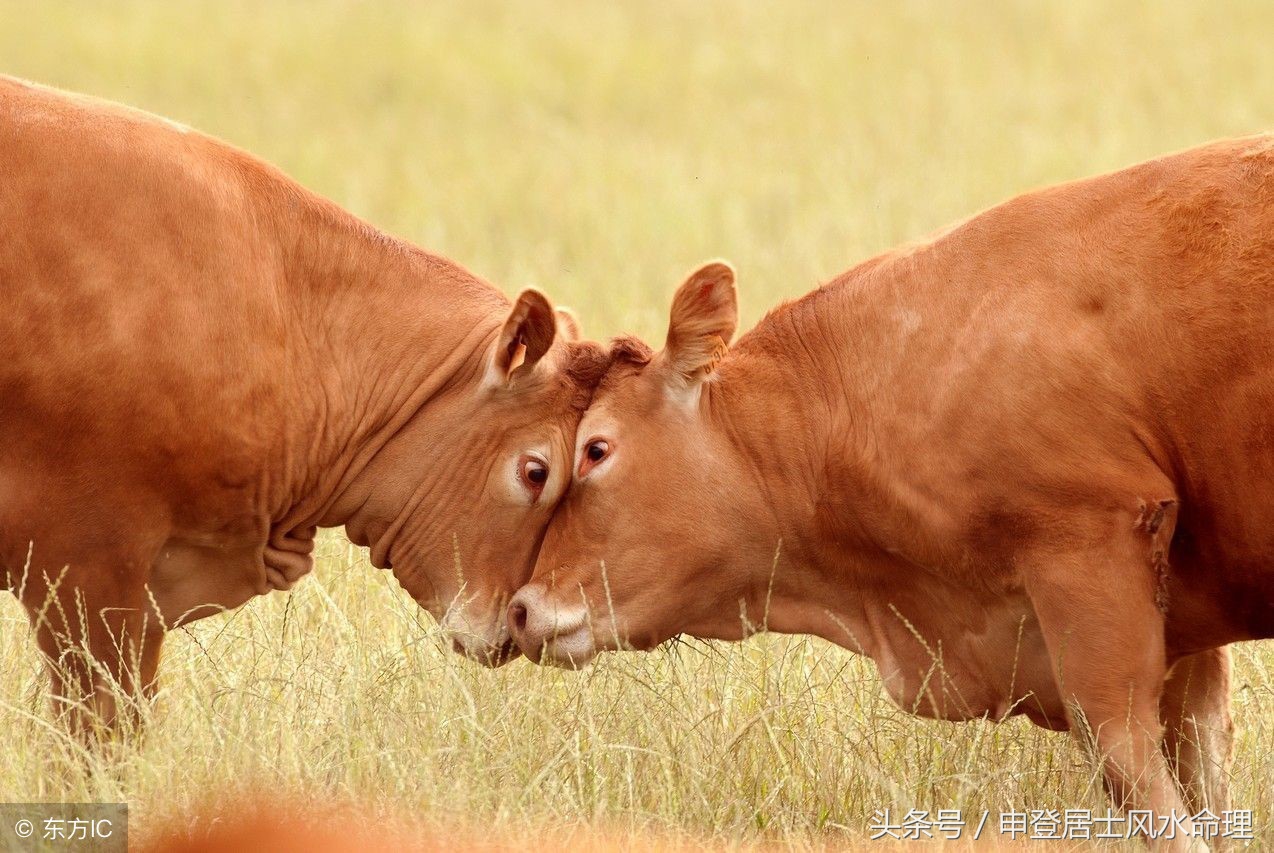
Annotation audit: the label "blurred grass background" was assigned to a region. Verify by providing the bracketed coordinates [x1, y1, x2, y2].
[0, 0, 1271, 847]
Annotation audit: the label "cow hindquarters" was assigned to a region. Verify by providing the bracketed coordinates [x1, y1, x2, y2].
[1161, 646, 1235, 816]
[1025, 505, 1206, 852]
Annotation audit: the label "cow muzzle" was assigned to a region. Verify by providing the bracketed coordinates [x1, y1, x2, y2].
[507, 583, 596, 668]
[440, 604, 520, 668]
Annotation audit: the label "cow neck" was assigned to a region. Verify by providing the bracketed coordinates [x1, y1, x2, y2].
[274, 203, 507, 537]
[703, 272, 907, 656]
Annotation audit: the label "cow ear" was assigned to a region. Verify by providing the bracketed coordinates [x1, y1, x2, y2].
[555, 307, 582, 342]
[493, 288, 557, 382]
[662, 261, 737, 386]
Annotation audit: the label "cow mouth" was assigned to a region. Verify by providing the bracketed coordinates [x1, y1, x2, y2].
[452, 636, 521, 668]
[525, 626, 598, 669]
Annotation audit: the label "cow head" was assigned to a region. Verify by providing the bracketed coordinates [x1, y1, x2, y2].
[340, 290, 608, 666]
[507, 263, 778, 667]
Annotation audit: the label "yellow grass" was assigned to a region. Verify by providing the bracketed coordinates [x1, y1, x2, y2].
[1, 0, 1271, 847]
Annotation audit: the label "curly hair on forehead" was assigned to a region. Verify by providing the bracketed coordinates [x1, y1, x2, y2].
[561, 336, 654, 411]
[563, 340, 609, 387]
[607, 335, 654, 367]
[561, 340, 611, 412]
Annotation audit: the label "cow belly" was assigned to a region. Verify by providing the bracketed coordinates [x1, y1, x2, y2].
[868, 594, 1068, 728]
[148, 539, 271, 627]
[874, 653, 1066, 727]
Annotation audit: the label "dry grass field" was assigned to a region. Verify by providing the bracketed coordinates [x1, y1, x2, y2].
[1, 1, 1271, 848]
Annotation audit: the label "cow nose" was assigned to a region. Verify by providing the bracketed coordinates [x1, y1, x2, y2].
[508, 599, 528, 636]
[506, 587, 538, 657]
[507, 583, 592, 665]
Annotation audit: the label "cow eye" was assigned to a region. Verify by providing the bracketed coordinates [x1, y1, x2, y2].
[520, 457, 549, 493]
[579, 438, 611, 476]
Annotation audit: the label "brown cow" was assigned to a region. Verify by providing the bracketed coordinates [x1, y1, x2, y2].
[0, 77, 605, 734]
[510, 137, 1274, 849]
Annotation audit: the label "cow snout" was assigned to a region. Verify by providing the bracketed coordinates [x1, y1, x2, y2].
[440, 603, 520, 667]
[507, 583, 595, 668]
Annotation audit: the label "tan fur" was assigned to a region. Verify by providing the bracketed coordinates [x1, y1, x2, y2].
[514, 137, 1274, 848]
[0, 77, 602, 734]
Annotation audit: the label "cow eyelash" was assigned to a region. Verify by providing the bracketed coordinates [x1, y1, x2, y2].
[519, 455, 549, 497]
[578, 438, 611, 476]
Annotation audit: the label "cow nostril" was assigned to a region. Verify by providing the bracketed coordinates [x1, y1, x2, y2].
[508, 600, 528, 636]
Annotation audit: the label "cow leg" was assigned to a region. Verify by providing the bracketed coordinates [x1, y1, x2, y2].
[1160, 646, 1235, 816]
[24, 569, 162, 740]
[1025, 512, 1202, 851]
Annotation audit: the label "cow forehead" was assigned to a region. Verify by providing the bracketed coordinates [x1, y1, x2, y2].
[577, 404, 619, 446]
[578, 373, 698, 452]
[498, 370, 589, 424]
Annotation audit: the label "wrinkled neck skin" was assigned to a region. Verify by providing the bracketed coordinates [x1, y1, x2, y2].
[269, 204, 506, 606]
[703, 272, 946, 661]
